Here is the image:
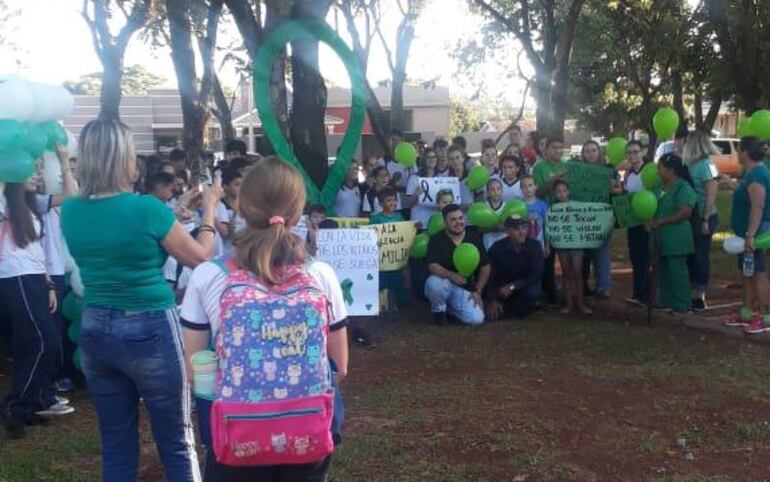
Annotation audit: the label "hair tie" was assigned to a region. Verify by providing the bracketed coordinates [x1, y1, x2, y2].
[269, 216, 285, 226]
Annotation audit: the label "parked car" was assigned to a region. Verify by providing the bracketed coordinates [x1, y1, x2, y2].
[711, 138, 741, 178]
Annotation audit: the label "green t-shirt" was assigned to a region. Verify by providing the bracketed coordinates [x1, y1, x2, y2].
[731, 164, 770, 236]
[532, 159, 564, 189]
[656, 179, 697, 256]
[370, 211, 404, 224]
[688, 157, 718, 218]
[61, 193, 177, 311]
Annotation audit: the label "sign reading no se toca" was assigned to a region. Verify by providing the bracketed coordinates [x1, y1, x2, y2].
[546, 201, 615, 249]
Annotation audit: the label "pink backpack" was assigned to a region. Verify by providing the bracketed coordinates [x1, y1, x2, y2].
[211, 259, 335, 466]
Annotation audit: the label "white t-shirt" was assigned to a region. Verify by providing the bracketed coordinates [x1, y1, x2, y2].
[458, 177, 476, 208]
[500, 178, 524, 203]
[334, 183, 363, 218]
[36, 195, 66, 276]
[483, 200, 507, 251]
[435, 168, 451, 178]
[625, 169, 644, 194]
[180, 260, 348, 337]
[164, 255, 193, 291]
[215, 200, 246, 258]
[0, 215, 47, 279]
[361, 191, 402, 216]
[405, 175, 436, 228]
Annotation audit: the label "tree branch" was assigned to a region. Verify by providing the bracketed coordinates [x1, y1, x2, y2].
[374, 16, 396, 75]
[495, 81, 530, 145]
[471, 0, 542, 70]
[115, 0, 155, 54]
[223, 0, 264, 58]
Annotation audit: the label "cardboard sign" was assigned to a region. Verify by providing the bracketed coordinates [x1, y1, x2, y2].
[546, 201, 615, 249]
[565, 162, 612, 203]
[611, 194, 644, 228]
[417, 177, 461, 206]
[316, 228, 380, 316]
[366, 221, 417, 272]
[332, 217, 370, 228]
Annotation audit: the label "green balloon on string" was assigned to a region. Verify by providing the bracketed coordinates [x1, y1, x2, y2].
[653, 107, 679, 140]
[394, 142, 417, 168]
[39, 121, 68, 150]
[632, 190, 658, 220]
[750, 110, 770, 140]
[410, 233, 429, 259]
[24, 123, 47, 158]
[737, 118, 756, 138]
[0, 119, 26, 151]
[640, 163, 661, 190]
[467, 166, 491, 191]
[0, 148, 35, 183]
[500, 199, 527, 221]
[606, 137, 627, 166]
[253, 19, 366, 211]
[427, 213, 445, 236]
[452, 242, 480, 277]
[468, 202, 498, 228]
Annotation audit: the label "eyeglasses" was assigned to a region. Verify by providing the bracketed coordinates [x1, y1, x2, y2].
[627, 149, 641, 154]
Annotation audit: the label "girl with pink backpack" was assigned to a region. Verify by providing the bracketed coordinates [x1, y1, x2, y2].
[181, 157, 349, 481]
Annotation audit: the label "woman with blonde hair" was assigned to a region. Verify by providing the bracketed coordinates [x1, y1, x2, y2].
[61, 119, 221, 482]
[180, 157, 349, 481]
[683, 130, 721, 311]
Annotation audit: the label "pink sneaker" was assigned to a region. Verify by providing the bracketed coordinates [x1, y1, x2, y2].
[721, 314, 752, 327]
[743, 318, 770, 335]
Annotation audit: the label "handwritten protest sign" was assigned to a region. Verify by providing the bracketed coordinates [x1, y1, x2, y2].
[316, 228, 379, 316]
[290, 215, 309, 241]
[565, 162, 612, 203]
[611, 194, 644, 228]
[332, 217, 370, 228]
[366, 221, 417, 271]
[546, 201, 614, 249]
[417, 177, 461, 206]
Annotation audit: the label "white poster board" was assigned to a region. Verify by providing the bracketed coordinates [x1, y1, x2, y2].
[417, 177, 461, 206]
[290, 215, 309, 242]
[316, 228, 380, 316]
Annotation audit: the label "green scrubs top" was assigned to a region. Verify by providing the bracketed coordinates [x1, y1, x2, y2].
[656, 179, 697, 256]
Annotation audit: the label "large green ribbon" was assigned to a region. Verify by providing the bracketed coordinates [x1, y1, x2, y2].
[253, 19, 367, 210]
[340, 278, 354, 306]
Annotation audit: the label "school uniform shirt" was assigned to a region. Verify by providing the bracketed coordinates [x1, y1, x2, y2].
[526, 198, 549, 250]
[0, 215, 47, 279]
[36, 194, 66, 276]
[334, 182, 364, 218]
[624, 168, 644, 194]
[179, 260, 348, 337]
[500, 178, 524, 202]
[426, 229, 489, 288]
[435, 167, 451, 178]
[458, 175, 476, 208]
[215, 200, 246, 258]
[361, 190, 403, 217]
[464, 157, 478, 173]
[377, 156, 414, 206]
[163, 255, 192, 291]
[483, 200, 507, 251]
[405, 175, 436, 228]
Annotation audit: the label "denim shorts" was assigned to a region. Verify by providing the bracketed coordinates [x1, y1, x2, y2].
[737, 221, 770, 274]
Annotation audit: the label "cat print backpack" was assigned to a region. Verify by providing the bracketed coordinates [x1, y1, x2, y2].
[211, 258, 335, 466]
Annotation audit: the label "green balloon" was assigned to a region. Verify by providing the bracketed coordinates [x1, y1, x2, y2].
[468, 202, 499, 228]
[24, 123, 47, 158]
[394, 142, 417, 168]
[253, 19, 366, 211]
[0, 119, 26, 151]
[467, 165, 491, 191]
[756, 230, 770, 250]
[427, 212, 445, 236]
[500, 199, 528, 221]
[68, 318, 81, 344]
[640, 163, 661, 190]
[0, 148, 36, 183]
[632, 190, 658, 221]
[410, 233, 429, 259]
[62, 292, 83, 323]
[750, 110, 770, 140]
[39, 121, 68, 150]
[738, 118, 756, 138]
[606, 137, 627, 166]
[452, 242, 480, 278]
[73, 347, 82, 372]
[653, 107, 679, 140]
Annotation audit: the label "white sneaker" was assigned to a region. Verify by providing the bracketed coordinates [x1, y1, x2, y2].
[55, 396, 70, 405]
[35, 402, 75, 416]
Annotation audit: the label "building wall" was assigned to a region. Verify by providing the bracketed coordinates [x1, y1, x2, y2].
[412, 106, 449, 138]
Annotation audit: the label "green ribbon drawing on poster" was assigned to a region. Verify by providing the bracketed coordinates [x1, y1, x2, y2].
[253, 19, 367, 210]
[341, 278, 354, 306]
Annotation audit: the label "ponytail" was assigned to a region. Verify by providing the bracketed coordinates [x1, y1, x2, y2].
[3, 183, 40, 248]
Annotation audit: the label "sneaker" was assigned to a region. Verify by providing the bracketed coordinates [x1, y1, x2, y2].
[625, 297, 646, 308]
[743, 319, 770, 335]
[56, 378, 75, 393]
[433, 312, 449, 326]
[55, 396, 70, 405]
[721, 314, 753, 327]
[691, 298, 706, 312]
[35, 402, 75, 416]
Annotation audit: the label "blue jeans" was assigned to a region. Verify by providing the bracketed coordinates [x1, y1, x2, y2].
[424, 276, 485, 325]
[583, 232, 613, 294]
[687, 214, 719, 292]
[80, 307, 200, 482]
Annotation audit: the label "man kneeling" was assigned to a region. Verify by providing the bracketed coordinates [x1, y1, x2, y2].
[425, 204, 490, 326]
[485, 215, 544, 321]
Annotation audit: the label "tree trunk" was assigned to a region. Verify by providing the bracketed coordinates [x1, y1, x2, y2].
[167, 0, 207, 178]
[550, 67, 568, 141]
[288, 0, 331, 188]
[389, 10, 415, 133]
[266, 0, 290, 144]
[672, 71, 685, 124]
[99, 51, 123, 121]
[693, 89, 703, 130]
[532, 69, 554, 138]
[703, 92, 723, 133]
[212, 75, 235, 146]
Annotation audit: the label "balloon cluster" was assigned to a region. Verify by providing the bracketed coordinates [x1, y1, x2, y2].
[62, 251, 85, 372]
[737, 110, 770, 140]
[0, 76, 74, 183]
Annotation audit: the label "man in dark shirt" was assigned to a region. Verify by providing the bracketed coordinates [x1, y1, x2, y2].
[485, 215, 544, 320]
[425, 204, 491, 326]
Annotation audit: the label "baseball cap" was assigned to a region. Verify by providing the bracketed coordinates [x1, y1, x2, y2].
[504, 214, 529, 228]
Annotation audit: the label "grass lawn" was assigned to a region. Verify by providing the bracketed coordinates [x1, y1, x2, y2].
[3, 188, 766, 481]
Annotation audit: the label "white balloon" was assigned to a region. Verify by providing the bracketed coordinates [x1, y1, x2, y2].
[723, 236, 745, 255]
[70, 267, 84, 297]
[0, 77, 33, 120]
[42, 151, 63, 194]
[52, 87, 74, 119]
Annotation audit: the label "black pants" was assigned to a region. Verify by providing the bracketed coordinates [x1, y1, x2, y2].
[542, 249, 558, 304]
[627, 225, 650, 300]
[503, 287, 540, 319]
[0, 274, 59, 417]
[203, 452, 331, 482]
[51, 275, 76, 380]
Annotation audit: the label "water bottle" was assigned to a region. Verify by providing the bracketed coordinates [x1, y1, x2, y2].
[743, 251, 755, 277]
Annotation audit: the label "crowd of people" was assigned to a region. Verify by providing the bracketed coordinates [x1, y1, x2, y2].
[1, 116, 769, 481]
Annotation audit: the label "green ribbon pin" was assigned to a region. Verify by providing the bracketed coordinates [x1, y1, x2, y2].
[340, 278, 354, 306]
[253, 19, 367, 210]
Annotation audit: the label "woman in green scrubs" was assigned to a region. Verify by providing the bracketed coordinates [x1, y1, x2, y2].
[646, 153, 697, 314]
